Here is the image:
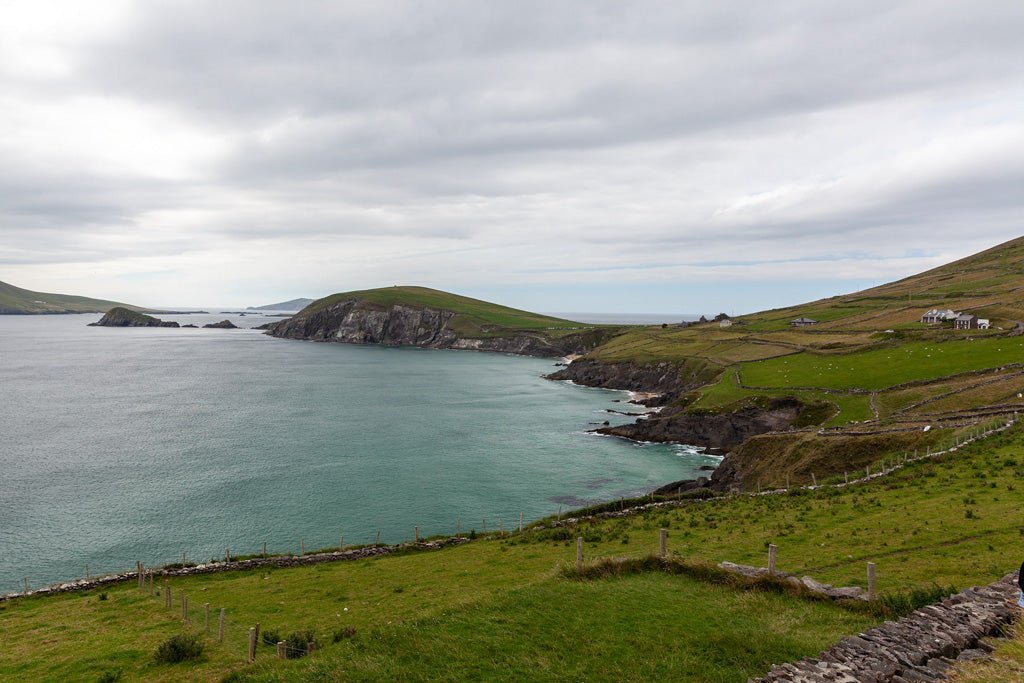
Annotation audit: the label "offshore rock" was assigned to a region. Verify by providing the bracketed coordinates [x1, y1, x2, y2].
[203, 319, 238, 329]
[88, 307, 179, 328]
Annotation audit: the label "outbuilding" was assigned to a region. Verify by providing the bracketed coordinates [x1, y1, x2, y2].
[790, 317, 818, 327]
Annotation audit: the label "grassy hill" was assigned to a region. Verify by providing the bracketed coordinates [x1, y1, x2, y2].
[1, 420, 1018, 681]
[574, 236, 1024, 486]
[0, 279, 140, 314]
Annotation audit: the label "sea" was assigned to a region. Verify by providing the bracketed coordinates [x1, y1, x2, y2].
[0, 312, 718, 593]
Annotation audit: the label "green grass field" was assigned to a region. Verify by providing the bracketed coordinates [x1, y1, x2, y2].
[0, 279, 137, 314]
[740, 337, 1024, 392]
[3, 420, 1021, 682]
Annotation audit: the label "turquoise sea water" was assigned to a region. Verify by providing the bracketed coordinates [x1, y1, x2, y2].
[0, 313, 717, 593]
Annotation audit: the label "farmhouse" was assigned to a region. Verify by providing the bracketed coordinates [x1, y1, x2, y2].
[921, 309, 957, 324]
[954, 313, 979, 330]
[719, 319, 733, 328]
[790, 317, 818, 327]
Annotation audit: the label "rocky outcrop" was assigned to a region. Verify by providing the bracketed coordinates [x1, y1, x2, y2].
[88, 307, 179, 328]
[547, 359, 692, 405]
[755, 571, 1019, 682]
[598, 399, 802, 450]
[203, 319, 238, 329]
[266, 298, 615, 357]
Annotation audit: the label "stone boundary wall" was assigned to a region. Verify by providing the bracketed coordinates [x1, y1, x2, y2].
[754, 571, 1019, 682]
[0, 537, 469, 603]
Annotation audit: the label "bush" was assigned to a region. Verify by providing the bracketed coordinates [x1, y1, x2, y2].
[96, 670, 122, 683]
[332, 626, 356, 643]
[283, 629, 317, 659]
[98, 592, 108, 601]
[261, 628, 281, 647]
[154, 633, 204, 664]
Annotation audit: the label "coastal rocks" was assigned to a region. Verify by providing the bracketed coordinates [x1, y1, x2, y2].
[598, 399, 802, 452]
[754, 572, 1019, 683]
[88, 307, 179, 328]
[202, 319, 238, 329]
[717, 562, 867, 600]
[546, 359, 691, 406]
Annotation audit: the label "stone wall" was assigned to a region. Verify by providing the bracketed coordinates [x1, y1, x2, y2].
[754, 571, 1019, 682]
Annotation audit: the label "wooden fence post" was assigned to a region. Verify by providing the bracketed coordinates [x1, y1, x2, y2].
[557, 505, 561, 521]
[867, 562, 876, 600]
[811, 473, 817, 487]
[785, 474, 790, 489]
[575, 537, 584, 572]
[768, 544, 777, 575]
[86, 565, 90, 581]
[254, 623, 260, 650]
[262, 541, 266, 558]
[226, 547, 231, 562]
[340, 535, 344, 551]
[659, 528, 668, 558]
[166, 584, 172, 608]
[844, 471, 849, 484]
[219, 608, 225, 643]
[277, 641, 286, 659]
[415, 526, 419, 542]
[247, 627, 256, 663]
[456, 518, 461, 536]
[376, 530, 381, 545]
[300, 538, 304, 556]
[519, 511, 524, 532]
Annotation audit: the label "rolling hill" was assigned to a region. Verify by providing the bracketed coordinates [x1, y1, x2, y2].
[0, 279, 141, 314]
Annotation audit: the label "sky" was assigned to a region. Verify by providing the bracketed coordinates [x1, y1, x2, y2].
[1, 1, 1022, 313]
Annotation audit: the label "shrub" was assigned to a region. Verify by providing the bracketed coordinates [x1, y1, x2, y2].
[876, 584, 958, 617]
[154, 633, 204, 664]
[97, 670, 122, 683]
[98, 593, 108, 601]
[332, 626, 356, 643]
[283, 629, 317, 659]
[261, 628, 281, 647]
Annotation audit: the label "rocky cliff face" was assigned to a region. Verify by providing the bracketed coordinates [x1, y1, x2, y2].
[88, 307, 179, 328]
[265, 299, 613, 357]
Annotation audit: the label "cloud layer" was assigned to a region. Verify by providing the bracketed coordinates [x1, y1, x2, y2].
[1, 1, 1022, 310]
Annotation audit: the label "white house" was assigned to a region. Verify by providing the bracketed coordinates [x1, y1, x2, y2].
[921, 309, 957, 324]
[977, 318, 990, 330]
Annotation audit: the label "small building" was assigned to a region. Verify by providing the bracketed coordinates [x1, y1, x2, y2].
[921, 309, 957, 324]
[790, 317, 818, 327]
[719, 319, 733, 328]
[954, 313, 979, 330]
[977, 318, 990, 330]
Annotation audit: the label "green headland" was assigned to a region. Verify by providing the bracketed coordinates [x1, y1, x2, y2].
[0, 279, 140, 315]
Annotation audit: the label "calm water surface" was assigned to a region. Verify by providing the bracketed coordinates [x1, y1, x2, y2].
[0, 313, 717, 592]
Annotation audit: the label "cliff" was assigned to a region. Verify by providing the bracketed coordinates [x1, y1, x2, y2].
[265, 288, 622, 357]
[88, 307, 179, 328]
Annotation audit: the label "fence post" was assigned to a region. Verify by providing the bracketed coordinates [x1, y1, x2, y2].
[844, 471, 849, 484]
[219, 608, 225, 643]
[86, 565, 90, 581]
[254, 623, 260, 651]
[247, 627, 256, 663]
[865, 465, 870, 477]
[263, 541, 267, 558]
[204, 603, 210, 633]
[785, 474, 790, 489]
[456, 517, 461, 536]
[768, 544, 777, 575]
[557, 505, 561, 521]
[376, 530, 381, 545]
[575, 537, 584, 572]
[519, 511, 524, 532]
[307, 641, 316, 655]
[415, 526, 419, 542]
[658, 528, 667, 558]
[277, 641, 286, 659]
[340, 535, 344, 551]
[867, 562, 876, 600]
[166, 584, 172, 609]
[300, 538, 304, 556]
[226, 547, 231, 563]
[811, 473, 817, 487]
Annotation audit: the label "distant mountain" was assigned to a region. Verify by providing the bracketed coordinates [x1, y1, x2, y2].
[247, 298, 315, 311]
[0, 279, 141, 315]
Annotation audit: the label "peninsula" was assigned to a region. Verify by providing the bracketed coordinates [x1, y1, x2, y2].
[0, 279, 141, 315]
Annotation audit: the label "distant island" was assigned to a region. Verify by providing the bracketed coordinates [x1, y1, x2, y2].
[247, 297, 314, 311]
[0, 279, 142, 315]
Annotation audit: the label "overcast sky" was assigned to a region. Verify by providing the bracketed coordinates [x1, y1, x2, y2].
[1, 1, 1022, 312]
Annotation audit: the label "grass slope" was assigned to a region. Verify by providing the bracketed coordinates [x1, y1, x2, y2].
[0, 280, 139, 314]
[299, 286, 596, 338]
[3, 422, 1021, 681]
